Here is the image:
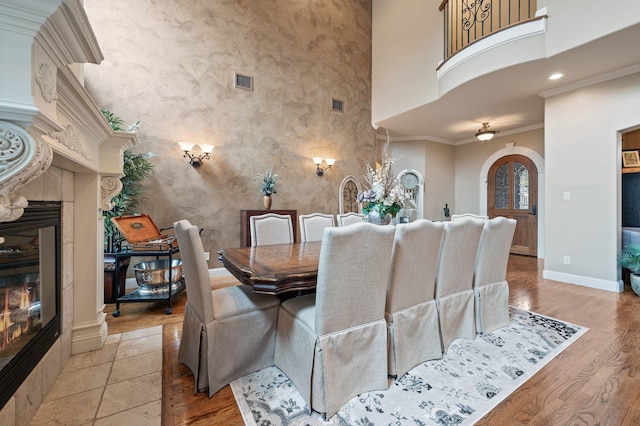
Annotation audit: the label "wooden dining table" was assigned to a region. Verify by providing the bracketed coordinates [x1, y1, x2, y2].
[217, 242, 321, 295]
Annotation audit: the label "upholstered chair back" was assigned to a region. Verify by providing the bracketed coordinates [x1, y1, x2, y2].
[299, 213, 335, 242]
[435, 219, 485, 297]
[336, 212, 365, 227]
[174, 219, 214, 322]
[474, 216, 517, 286]
[315, 222, 395, 336]
[250, 213, 294, 246]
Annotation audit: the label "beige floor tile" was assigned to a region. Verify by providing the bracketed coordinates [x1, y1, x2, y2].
[64, 342, 118, 371]
[45, 363, 111, 401]
[93, 400, 161, 426]
[115, 334, 162, 360]
[120, 325, 162, 342]
[30, 387, 102, 425]
[96, 372, 162, 418]
[109, 350, 162, 384]
[105, 333, 121, 345]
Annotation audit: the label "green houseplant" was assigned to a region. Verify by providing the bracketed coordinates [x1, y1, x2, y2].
[101, 109, 154, 251]
[618, 243, 640, 296]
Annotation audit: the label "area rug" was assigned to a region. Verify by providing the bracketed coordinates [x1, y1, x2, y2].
[230, 307, 588, 425]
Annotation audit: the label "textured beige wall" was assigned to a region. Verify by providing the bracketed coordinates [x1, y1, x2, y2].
[83, 0, 373, 259]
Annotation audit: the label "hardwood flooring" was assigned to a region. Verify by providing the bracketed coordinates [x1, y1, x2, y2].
[105, 257, 640, 425]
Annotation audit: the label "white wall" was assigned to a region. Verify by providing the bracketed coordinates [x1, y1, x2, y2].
[543, 71, 640, 292]
[371, 0, 441, 124]
[391, 140, 455, 221]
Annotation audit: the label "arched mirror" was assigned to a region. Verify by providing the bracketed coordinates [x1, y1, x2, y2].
[397, 168, 424, 221]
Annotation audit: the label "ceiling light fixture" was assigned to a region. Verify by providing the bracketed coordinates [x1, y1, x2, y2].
[548, 73, 564, 80]
[475, 122, 499, 141]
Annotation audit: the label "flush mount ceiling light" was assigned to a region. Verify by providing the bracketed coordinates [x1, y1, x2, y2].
[548, 72, 564, 80]
[475, 122, 499, 141]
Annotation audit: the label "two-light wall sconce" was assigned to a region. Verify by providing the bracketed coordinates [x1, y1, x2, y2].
[178, 141, 214, 167]
[313, 157, 335, 176]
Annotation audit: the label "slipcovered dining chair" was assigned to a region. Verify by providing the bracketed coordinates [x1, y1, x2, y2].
[174, 219, 281, 397]
[250, 213, 294, 246]
[299, 213, 335, 242]
[386, 219, 445, 378]
[434, 218, 484, 353]
[336, 212, 364, 227]
[274, 222, 395, 419]
[474, 216, 517, 335]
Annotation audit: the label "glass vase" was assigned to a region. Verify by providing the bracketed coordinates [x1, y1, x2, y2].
[365, 209, 392, 225]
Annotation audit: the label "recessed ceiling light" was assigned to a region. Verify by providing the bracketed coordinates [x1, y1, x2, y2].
[549, 73, 564, 80]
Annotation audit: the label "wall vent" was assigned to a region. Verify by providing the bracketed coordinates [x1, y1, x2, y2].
[332, 98, 344, 112]
[235, 73, 254, 91]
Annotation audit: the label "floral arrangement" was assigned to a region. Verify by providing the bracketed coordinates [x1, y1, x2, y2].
[357, 140, 404, 218]
[256, 168, 279, 196]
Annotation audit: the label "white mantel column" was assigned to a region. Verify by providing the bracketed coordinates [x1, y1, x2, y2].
[71, 172, 107, 353]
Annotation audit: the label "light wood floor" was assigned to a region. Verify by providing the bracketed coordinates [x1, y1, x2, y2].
[105, 256, 640, 425]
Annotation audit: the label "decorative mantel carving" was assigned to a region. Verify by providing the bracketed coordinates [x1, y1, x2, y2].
[0, 121, 53, 222]
[49, 124, 91, 160]
[101, 176, 123, 211]
[35, 63, 58, 103]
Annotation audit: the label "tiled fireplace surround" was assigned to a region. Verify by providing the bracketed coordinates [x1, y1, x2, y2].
[0, 1, 137, 423]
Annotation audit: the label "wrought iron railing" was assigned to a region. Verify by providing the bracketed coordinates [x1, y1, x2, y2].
[439, 0, 538, 61]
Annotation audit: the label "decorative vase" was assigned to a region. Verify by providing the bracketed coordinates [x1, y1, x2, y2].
[365, 209, 392, 225]
[263, 195, 272, 210]
[631, 273, 640, 296]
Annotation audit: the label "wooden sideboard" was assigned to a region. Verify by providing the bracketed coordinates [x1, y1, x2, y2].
[240, 209, 298, 247]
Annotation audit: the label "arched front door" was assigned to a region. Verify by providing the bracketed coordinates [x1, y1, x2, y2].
[488, 154, 538, 256]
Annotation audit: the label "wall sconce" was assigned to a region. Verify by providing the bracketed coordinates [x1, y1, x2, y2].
[475, 122, 499, 142]
[312, 157, 335, 176]
[178, 141, 214, 167]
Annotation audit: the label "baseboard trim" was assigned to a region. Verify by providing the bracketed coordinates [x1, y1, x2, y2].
[542, 270, 623, 293]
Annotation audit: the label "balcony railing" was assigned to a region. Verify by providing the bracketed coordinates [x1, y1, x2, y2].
[439, 0, 538, 61]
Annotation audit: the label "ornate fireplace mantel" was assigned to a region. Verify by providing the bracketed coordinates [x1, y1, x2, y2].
[0, 0, 137, 222]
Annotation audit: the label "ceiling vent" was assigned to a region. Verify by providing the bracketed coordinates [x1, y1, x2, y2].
[235, 73, 253, 91]
[332, 98, 344, 113]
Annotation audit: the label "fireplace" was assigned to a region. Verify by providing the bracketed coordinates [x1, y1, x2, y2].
[0, 202, 61, 409]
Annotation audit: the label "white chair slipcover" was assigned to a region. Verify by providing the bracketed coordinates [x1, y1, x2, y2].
[336, 212, 364, 227]
[474, 216, 517, 334]
[299, 213, 335, 242]
[249, 212, 294, 246]
[386, 219, 445, 378]
[174, 219, 281, 396]
[435, 219, 484, 353]
[274, 222, 395, 418]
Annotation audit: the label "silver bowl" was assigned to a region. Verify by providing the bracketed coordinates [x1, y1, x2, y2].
[132, 259, 182, 294]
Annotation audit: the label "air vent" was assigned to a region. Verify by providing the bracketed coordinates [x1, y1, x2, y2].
[332, 98, 344, 113]
[235, 73, 253, 91]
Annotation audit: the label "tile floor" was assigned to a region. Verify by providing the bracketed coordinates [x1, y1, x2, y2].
[29, 326, 162, 426]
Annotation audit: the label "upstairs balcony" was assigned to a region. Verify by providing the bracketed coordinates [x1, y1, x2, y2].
[439, 0, 539, 64]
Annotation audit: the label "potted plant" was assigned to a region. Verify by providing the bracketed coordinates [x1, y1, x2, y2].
[101, 109, 154, 251]
[618, 243, 640, 295]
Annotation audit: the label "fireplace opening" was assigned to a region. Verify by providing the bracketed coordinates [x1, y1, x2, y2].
[0, 202, 61, 409]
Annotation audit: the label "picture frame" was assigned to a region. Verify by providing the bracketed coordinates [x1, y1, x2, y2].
[623, 150, 640, 167]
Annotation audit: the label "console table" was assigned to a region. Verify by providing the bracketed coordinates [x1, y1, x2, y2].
[240, 209, 297, 247]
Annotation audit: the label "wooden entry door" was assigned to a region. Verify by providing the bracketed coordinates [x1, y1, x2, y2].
[488, 155, 538, 256]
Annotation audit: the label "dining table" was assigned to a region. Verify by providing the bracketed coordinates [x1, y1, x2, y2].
[217, 241, 321, 295]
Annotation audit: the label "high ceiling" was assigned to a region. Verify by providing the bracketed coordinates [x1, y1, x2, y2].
[377, 22, 640, 144]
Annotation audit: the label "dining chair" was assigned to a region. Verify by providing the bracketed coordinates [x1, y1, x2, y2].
[336, 212, 364, 227]
[174, 219, 281, 397]
[434, 218, 484, 353]
[386, 219, 445, 378]
[250, 212, 294, 246]
[274, 222, 395, 419]
[299, 213, 335, 242]
[474, 216, 517, 335]
[450, 213, 488, 221]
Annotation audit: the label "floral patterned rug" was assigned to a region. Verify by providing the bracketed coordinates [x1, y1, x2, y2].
[231, 307, 587, 425]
